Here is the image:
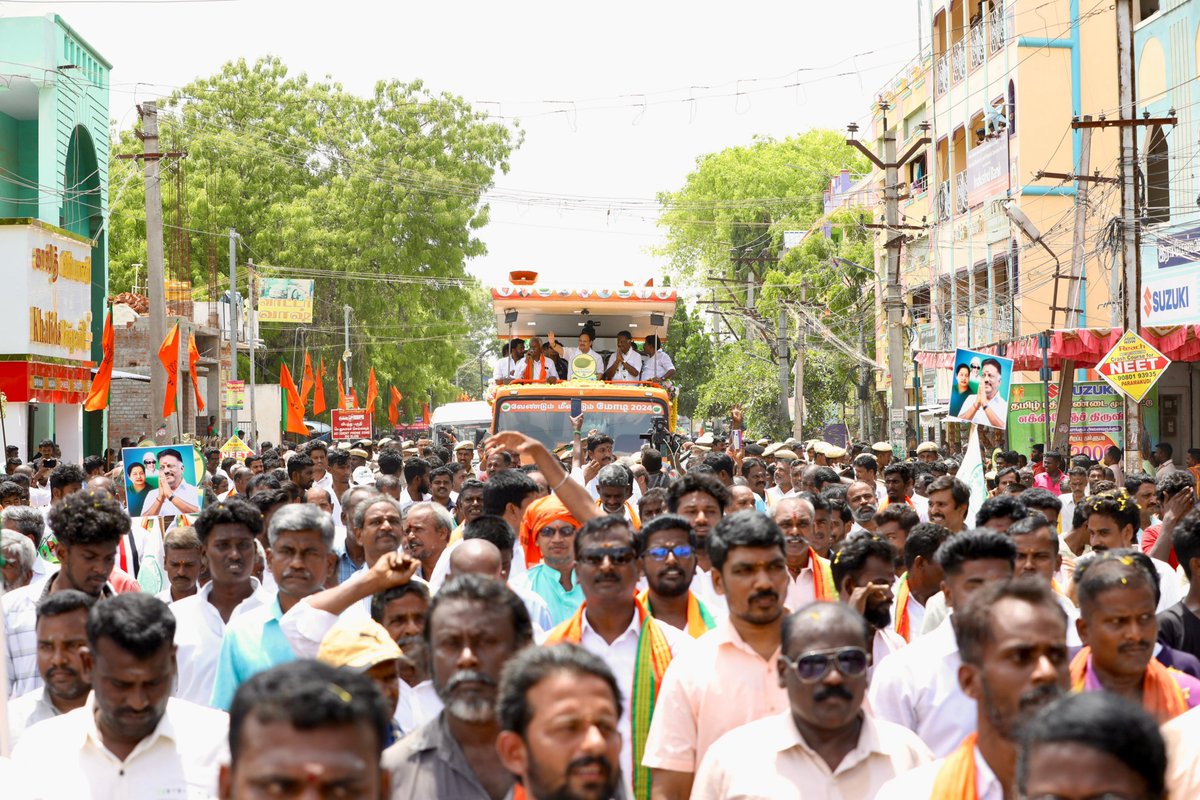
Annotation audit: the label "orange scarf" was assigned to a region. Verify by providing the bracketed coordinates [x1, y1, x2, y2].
[636, 589, 717, 639]
[1069, 647, 1190, 723]
[929, 733, 979, 800]
[894, 573, 913, 642]
[595, 497, 641, 530]
[523, 354, 550, 381]
[810, 549, 837, 600]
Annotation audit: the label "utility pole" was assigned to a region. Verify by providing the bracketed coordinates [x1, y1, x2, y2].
[1116, 0, 1143, 475]
[848, 111, 929, 456]
[343, 304, 354, 401]
[247, 260, 258, 447]
[141, 103, 169, 438]
[1049, 122, 1093, 454]
[792, 280, 808, 440]
[776, 312, 789, 430]
[228, 228, 238, 439]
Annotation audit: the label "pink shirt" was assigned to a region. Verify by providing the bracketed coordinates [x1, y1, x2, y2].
[641, 617, 788, 774]
[1033, 471, 1064, 492]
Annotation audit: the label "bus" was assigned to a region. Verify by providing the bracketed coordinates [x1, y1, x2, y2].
[489, 276, 677, 454]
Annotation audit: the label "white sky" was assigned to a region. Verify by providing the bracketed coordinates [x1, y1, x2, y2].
[6, 0, 924, 288]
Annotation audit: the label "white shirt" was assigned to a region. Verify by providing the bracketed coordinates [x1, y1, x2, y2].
[892, 592, 926, 641]
[6, 686, 65, 748]
[606, 348, 643, 381]
[141, 480, 202, 516]
[578, 607, 686, 798]
[171, 578, 272, 706]
[561, 346, 605, 381]
[962, 392, 1008, 428]
[1152, 555, 1185, 611]
[641, 350, 675, 381]
[877, 743, 1002, 800]
[868, 615, 977, 757]
[394, 679, 443, 737]
[11, 695, 228, 800]
[491, 355, 523, 382]
[689, 568, 728, 620]
[873, 627, 907, 676]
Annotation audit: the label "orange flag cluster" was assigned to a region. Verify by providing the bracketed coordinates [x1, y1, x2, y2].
[285, 351, 404, 430]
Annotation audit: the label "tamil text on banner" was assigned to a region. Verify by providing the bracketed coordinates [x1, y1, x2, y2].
[331, 408, 372, 441]
[122, 444, 205, 518]
[225, 380, 245, 410]
[257, 278, 314, 324]
[1007, 382, 1127, 460]
[1096, 330, 1171, 403]
[946, 347, 1014, 430]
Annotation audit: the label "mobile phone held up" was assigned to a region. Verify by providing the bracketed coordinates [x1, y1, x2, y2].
[570, 397, 582, 417]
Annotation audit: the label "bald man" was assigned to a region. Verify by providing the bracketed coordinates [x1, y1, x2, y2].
[305, 486, 334, 515]
[729, 484, 759, 513]
[450, 538, 552, 639]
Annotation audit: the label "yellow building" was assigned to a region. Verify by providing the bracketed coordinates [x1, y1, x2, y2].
[865, 0, 1120, 443]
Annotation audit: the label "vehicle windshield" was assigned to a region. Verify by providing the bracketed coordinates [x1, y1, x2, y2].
[494, 396, 668, 454]
[434, 422, 491, 447]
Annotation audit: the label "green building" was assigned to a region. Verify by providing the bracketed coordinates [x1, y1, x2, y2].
[0, 14, 110, 461]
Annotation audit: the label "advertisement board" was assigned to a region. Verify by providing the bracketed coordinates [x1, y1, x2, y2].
[225, 379, 245, 410]
[946, 348, 1014, 429]
[1095, 330, 1171, 403]
[0, 222, 94, 361]
[331, 408, 372, 440]
[966, 136, 1010, 208]
[122, 444, 205, 518]
[257, 278, 314, 323]
[1141, 224, 1200, 325]
[1007, 382, 1125, 461]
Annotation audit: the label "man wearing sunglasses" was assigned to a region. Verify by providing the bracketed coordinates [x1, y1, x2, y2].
[544, 515, 686, 800]
[642, 511, 791, 800]
[635, 514, 716, 638]
[693, 602, 932, 798]
[877, 577, 1070, 799]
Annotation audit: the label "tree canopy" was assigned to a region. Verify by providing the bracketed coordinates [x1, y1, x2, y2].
[108, 56, 518, 423]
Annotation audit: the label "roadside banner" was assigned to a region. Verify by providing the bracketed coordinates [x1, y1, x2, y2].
[332, 408, 372, 441]
[946, 347, 1013, 429]
[225, 380, 245, 410]
[219, 435, 254, 463]
[1095, 330, 1171, 403]
[1008, 382, 1124, 460]
[257, 278, 314, 323]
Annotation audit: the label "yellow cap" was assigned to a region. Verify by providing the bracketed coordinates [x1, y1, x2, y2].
[317, 619, 402, 671]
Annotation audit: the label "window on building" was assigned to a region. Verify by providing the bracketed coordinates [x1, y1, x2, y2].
[1146, 125, 1170, 224]
[1138, 0, 1160, 23]
[909, 154, 929, 194]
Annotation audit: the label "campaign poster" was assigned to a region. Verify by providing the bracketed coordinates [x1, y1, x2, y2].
[946, 348, 1013, 430]
[122, 444, 205, 518]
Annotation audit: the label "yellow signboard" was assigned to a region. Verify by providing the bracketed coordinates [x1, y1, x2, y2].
[219, 435, 254, 462]
[1095, 330, 1171, 403]
[225, 380, 245, 410]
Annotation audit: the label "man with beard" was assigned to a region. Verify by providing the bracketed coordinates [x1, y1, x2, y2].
[830, 534, 906, 672]
[210, 503, 338, 709]
[544, 516, 686, 799]
[1072, 550, 1200, 723]
[400, 458, 431, 511]
[497, 644, 624, 800]
[881, 462, 929, 522]
[773, 497, 836, 610]
[384, 574, 534, 800]
[642, 511, 791, 800]
[666, 473, 729, 617]
[173, 497, 272, 706]
[6, 590, 94, 746]
[845, 480, 879, 536]
[12, 593, 228, 797]
[869, 530, 1016, 756]
[877, 577, 1070, 798]
[693, 603, 931, 798]
[4, 488, 126, 697]
[403, 501, 454, 580]
[637, 514, 716, 637]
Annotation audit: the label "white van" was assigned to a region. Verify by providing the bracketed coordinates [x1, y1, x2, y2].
[430, 401, 492, 447]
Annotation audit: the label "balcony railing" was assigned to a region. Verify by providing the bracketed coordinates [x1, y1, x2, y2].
[954, 171, 969, 215]
[951, 40, 967, 83]
[936, 180, 952, 221]
[911, 175, 929, 195]
[935, 52, 950, 96]
[970, 303, 1016, 347]
[989, 3, 1007, 54]
[969, 23, 986, 71]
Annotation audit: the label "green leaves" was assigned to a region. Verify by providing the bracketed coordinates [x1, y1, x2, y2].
[107, 57, 519, 422]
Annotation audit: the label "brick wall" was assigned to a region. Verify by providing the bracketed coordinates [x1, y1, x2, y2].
[108, 315, 152, 444]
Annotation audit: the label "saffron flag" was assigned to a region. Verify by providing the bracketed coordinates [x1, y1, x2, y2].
[279, 363, 309, 436]
[300, 351, 315, 409]
[159, 323, 180, 418]
[84, 308, 115, 412]
[337, 361, 349, 409]
[350, 388, 359, 408]
[187, 332, 205, 413]
[422, 403, 431, 426]
[366, 368, 379, 414]
[388, 386, 402, 428]
[313, 357, 328, 416]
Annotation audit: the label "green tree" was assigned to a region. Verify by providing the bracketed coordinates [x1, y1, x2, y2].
[666, 297, 713, 421]
[694, 342, 789, 437]
[107, 57, 519, 421]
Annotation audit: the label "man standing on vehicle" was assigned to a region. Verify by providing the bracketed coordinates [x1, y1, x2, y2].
[518, 337, 560, 383]
[642, 335, 676, 386]
[492, 339, 526, 385]
[603, 330, 643, 382]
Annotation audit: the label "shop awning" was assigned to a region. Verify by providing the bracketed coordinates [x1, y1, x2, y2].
[914, 324, 1200, 372]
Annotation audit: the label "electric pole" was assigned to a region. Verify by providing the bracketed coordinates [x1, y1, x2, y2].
[247, 259, 258, 446]
[343, 304, 354, 401]
[228, 228, 238, 439]
[847, 110, 929, 455]
[1116, 0, 1142, 474]
[791, 280, 808, 440]
[141, 102, 169, 438]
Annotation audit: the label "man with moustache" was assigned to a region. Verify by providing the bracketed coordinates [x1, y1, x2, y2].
[877, 578, 1071, 799]
[845, 481, 879, 536]
[830, 534, 906, 671]
[773, 496, 837, 610]
[497, 644, 624, 800]
[692, 603, 932, 798]
[637, 514, 716, 637]
[403, 501, 454, 580]
[6, 590, 94, 746]
[384, 574, 534, 799]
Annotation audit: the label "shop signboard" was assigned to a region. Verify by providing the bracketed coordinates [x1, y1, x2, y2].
[225, 380, 245, 410]
[1008, 382, 1124, 460]
[1095, 330, 1170, 403]
[332, 408, 372, 440]
[967, 136, 1009, 208]
[1142, 224, 1200, 325]
[0, 222, 94, 361]
[257, 278, 314, 323]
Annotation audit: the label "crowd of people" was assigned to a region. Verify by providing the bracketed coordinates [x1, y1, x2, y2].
[2, 420, 1200, 799]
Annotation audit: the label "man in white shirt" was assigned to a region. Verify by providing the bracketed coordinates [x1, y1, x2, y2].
[172, 497, 272, 706]
[492, 338, 526, 384]
[1153, 442, 1179, 478]
[957, 357, 1008, 429]
[140, 448, 202, 516]
[543, 516, 686, 798]
[877, 577, 1071, 799]
[603, 330, 643, 382]
[12, 593, 228, 799]
[869, 529, 1016, 757]
[641, 335, 676, 384]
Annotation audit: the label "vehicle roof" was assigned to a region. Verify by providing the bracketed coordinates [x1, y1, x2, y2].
[429, 401, 492, 425]
[491, 285, 676, 341]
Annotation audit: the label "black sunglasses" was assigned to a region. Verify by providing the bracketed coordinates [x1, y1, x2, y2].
[781, 647, 869, 682]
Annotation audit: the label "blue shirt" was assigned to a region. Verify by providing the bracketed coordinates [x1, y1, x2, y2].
[209, 594, 296, 710]
[336, 550, 363, 585]
[517, 564, 584, 626]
